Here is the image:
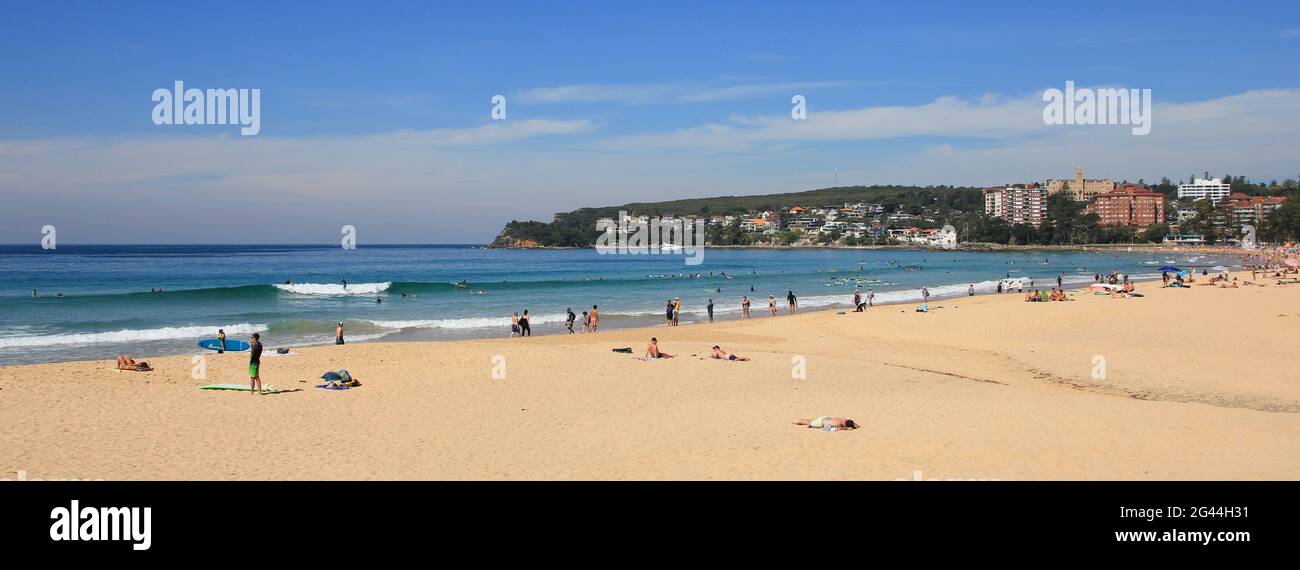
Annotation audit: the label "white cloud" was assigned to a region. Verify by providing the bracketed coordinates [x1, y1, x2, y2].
[514, 81, 867, 105]
[2, 88, 1298, 243]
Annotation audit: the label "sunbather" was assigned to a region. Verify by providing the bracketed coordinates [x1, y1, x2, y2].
[645, 337, 673, 359]
[710, 345, 750, 361]
[793, 417, 860, 430]
[115, 355, 151, 371]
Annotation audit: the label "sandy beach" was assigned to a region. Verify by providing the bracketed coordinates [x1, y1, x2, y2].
[2, 271, 1297, 481]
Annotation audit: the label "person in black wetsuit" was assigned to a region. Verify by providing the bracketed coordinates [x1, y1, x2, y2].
[248, 333, 264, 395]
[519, 310, 531, 337]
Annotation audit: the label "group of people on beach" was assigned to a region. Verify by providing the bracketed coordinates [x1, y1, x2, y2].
[642, 337, 749, 362]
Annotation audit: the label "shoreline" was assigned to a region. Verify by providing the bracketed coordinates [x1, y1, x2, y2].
[1, 267, 1190, 367]
[2, 269, 1296, 480]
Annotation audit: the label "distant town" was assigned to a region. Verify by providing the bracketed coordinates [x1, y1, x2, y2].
[492, 168, 1299, 249]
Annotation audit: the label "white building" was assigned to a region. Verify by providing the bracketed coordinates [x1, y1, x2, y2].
[1178, 178, 1232, 205]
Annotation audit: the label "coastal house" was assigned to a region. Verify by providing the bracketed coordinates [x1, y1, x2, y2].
[1226, 193, 1287, 226]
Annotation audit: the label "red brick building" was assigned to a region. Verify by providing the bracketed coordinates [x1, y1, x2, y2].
[1087, 184, 1165, 227]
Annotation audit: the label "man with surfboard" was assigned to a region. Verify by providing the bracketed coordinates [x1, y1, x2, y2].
[217, 329, 226, 353]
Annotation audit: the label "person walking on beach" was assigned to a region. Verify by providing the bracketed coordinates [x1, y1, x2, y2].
[706, 298, 714, 323]
[565, 307, 576, 334]
[511, 312, 521, 337]
[581, 311, 590, 333]
[787, 290, 797, 314]
[768, 295, 777, 316]
[853, 289, 862, 311]
[335, 322, 345, 345]
[590, 305, 599, 332]
[519, 310, 531, 337]
[922, 287, 930, 303]
[217, 328, 227, 353]
[968, 284, 975, 296]
[867, 288, 875, 306]
[741, 296, 751, 319]
[248, 333, 263, 395]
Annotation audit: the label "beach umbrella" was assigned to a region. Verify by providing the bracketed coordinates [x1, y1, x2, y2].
[1158, 266, 1180, 272]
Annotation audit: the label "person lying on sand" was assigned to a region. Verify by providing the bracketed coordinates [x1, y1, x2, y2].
[793, 417, 859, 431]
[115, 355, 152, 372]
[710, 345, 750, 361]
[645, 337, 673, 359]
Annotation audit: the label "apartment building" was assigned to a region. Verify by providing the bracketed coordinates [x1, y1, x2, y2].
[1178, 178, 1232, 205]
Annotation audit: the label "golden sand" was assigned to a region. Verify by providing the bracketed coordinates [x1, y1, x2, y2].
[2, 272, 1296, 480]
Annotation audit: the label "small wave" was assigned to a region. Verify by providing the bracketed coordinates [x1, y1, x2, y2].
[0, 323, 268, 349]
[363, 312, 571, 330]
[274, 282, 390, 296]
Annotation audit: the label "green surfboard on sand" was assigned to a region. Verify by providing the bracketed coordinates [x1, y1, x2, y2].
[201, 383, 289, 394]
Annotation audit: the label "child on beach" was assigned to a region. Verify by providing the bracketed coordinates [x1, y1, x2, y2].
[741, 296, 751, 319]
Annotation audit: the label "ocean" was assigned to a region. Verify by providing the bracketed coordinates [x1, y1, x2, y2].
[0, 244, 1237, 365]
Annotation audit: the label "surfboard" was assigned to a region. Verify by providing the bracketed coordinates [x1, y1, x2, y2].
[201, 383, 289, 394]
[197, 338, 250, 351]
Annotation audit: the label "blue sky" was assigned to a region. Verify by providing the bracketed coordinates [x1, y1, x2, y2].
[1, 0, 1298, 243]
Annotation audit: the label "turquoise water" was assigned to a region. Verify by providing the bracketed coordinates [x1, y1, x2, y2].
[0, 244, 1236, 365]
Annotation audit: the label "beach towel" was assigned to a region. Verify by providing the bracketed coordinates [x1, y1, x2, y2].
[320, 369, 360, 388]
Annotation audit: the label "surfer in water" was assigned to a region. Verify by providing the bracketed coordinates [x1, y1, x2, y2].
[341, 278, 348, 290]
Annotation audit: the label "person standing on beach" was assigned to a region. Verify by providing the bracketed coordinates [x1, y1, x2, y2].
[511, 312, 520, 337]
[335, 322, 345, 345]
[673, 297, 681, 326]
[665, 300, 675, 325]
[853, 289, 862, 311]
[565, 307, 576, 334]
[590, 305, 599, 332]
[248, 333, 263, 395]
[519, 310, 531, 337]
[768, 295, 777, 316]
[741, 296, 751, 319]
[968, 284, 975, 297]
[867, 288, 875, 306]
[922, 287, 930, 303]
[1057, 274, 1063, 289]
[581, 311, 590, 333]
[217, 328, 227, 353]
[706, 298, 714, 322]
[787, 290, 798, 314]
